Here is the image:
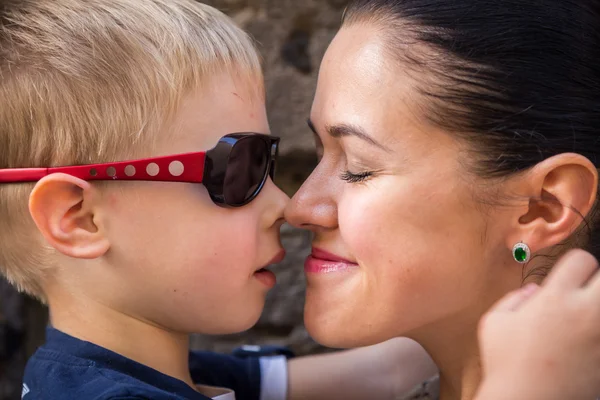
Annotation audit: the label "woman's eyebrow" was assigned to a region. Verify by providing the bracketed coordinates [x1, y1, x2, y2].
[306, 118, 391, 152]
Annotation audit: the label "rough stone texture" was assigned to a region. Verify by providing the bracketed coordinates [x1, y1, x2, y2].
[203, 0, 349, 156]
[190, 0, 350, 356]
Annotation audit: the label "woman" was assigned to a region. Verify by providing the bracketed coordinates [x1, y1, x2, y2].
[285, 0, 600, 399]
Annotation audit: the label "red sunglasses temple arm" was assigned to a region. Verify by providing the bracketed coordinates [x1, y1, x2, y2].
[0, 152, 206, 183]
[0, 168, 48, 183]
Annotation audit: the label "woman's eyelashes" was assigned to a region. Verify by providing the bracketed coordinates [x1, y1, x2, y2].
[308, 126, 378, 183]
[340, 170, 374, 183]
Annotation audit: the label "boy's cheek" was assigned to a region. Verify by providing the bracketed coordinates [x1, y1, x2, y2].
[174, 216, 260, 273]
[105, 186, 263, 281]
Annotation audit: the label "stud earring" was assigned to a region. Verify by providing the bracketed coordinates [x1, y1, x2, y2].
[513, 242, 531, 263]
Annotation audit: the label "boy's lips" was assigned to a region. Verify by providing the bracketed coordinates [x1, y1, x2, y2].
[253, 249, 286, 288]
[267, 249, 287, 265]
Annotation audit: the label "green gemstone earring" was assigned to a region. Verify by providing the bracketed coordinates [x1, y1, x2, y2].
[512, 242, 531, 263]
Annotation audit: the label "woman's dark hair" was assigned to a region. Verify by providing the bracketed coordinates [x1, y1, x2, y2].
[344, 0, 600, 269]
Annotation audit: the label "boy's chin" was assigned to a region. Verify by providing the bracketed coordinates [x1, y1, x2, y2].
[191, 304, 265, 336]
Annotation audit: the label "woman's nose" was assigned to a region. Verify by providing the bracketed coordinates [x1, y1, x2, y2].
[284, 166, 339, 232]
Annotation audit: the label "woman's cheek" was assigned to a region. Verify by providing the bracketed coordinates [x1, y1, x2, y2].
[339, 189, 398, 261]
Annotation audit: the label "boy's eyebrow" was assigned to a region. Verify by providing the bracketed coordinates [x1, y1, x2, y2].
[306, 118, 391, 152]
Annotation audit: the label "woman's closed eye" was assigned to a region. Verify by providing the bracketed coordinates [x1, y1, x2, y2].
[340, 170, 374, 183]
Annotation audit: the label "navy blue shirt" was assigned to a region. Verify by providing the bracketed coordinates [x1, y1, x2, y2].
[22, 328, 262, 400]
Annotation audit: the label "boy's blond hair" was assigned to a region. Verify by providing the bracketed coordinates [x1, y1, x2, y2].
[0, 0, 263, 300]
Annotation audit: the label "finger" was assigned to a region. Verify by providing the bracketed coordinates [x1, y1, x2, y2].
[487, 283, 540, 313]
[581, 253, 600, 291]
[543, 249, 599, 291]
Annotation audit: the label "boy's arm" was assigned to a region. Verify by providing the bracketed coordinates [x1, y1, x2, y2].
[287, 337, 437, 400]
[189, 339, 434, 400]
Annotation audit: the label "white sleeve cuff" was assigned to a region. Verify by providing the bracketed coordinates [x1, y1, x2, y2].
[258, 356, 288, 400]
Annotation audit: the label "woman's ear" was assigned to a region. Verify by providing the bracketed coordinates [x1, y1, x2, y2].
[507, 153, 598, 253]
[28, 173, 110, 259]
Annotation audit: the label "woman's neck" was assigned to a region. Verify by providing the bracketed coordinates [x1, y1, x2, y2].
[411, 314, 484, 400]
[48, 294, 196, 389]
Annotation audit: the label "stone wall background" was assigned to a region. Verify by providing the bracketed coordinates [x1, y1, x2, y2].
[191, 0, 350, 356]
[0, 1, 350, 398]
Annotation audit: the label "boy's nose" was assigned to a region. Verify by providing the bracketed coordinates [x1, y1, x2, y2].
[260, 178, 290, 226]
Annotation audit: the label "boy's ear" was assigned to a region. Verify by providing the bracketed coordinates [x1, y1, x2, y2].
[507, 153, 598, 253]
[28, 173, 110, 259]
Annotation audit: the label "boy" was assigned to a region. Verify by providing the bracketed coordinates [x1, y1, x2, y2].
[1, 1, 600, 399]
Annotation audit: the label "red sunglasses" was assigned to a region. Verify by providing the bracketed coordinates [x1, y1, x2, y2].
[0, 133, 280, 208]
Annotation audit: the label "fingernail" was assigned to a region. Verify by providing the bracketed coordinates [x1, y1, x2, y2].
[521, 283, 539, 295]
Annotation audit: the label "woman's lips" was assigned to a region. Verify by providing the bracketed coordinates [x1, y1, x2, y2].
[304, 248, 359, 274]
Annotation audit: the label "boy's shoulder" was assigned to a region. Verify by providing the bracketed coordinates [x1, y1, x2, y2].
[22, 328, 212, 400]
[22, 354, 163, 400]
[22, 328, 291, 400]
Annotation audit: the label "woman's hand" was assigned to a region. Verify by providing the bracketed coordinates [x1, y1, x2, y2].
[477, 249, 600, 400]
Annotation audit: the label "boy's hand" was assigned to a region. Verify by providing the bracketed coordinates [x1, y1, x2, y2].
[477, 249, 600, 400]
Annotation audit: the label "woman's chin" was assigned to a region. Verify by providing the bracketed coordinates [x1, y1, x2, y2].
[305, 322, 360, 349]
[303, 304, 391, 349]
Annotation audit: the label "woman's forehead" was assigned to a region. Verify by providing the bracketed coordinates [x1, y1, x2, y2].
[312, 26, 429, 147]
[319, 26, 391, 91]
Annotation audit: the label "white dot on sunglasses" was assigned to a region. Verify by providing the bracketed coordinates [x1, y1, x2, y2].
[146, 163, 159, 176]
[168, 161, 184, 177]
[125, 165, 136, 176]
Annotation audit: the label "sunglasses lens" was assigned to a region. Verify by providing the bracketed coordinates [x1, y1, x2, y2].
[223, 136, 269, 205]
